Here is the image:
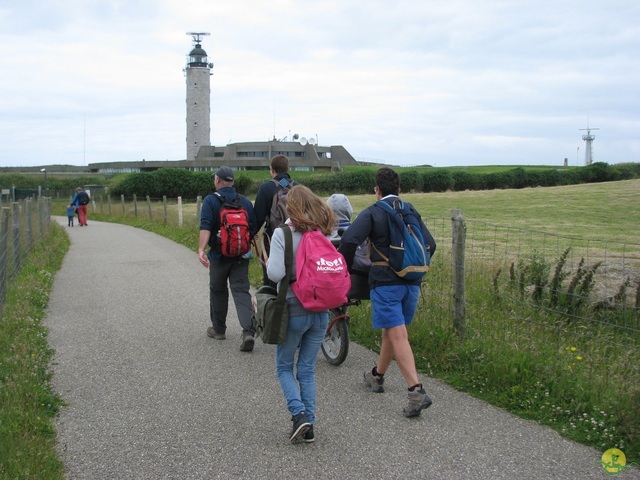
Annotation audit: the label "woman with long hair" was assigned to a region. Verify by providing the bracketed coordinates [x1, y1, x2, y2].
[266, 185, 337, 443]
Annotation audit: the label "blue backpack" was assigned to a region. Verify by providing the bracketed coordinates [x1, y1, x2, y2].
[372, 199, 430, 281]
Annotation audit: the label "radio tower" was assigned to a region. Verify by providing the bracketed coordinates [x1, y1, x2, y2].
[579, 126, 598, 166]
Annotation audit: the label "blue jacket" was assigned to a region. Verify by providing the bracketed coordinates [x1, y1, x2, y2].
[200, 187, 258, 261]
[338, 196, 436, 288]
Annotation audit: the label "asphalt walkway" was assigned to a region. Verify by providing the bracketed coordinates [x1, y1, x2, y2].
[45, 218, 637, 479]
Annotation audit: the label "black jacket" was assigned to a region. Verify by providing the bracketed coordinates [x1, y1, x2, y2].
[338, 196, 436, 288]
[253, 173, 297, 237]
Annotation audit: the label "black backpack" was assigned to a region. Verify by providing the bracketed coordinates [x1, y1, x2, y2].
[77, 191, 90, 205]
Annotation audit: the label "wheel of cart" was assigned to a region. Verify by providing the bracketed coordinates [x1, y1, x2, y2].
[321, 274, 369, 365]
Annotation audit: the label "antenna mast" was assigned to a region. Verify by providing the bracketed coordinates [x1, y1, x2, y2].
[187, 32, 210, 46]
[579, 126, 599, 165]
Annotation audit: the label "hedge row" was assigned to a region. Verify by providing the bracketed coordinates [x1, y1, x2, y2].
[106, 162, 640, 199]
[109, 169, 253, 200]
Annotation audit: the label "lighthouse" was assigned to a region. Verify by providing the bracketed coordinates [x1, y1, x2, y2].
[185, 32, 212, 161]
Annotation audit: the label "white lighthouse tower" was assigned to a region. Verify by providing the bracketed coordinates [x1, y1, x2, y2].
[185, 32, 212, 161]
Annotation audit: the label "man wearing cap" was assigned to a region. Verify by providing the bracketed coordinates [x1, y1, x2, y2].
[198, 167, 259, 352]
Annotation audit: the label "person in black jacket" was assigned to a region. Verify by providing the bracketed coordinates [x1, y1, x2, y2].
[253, 154, 298, 286]
[338, 167, 436, 418]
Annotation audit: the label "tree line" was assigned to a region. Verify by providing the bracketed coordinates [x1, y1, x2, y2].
[2, 162, 638, 200]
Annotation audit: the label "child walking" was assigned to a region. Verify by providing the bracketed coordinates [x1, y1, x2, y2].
[266, 185, 337, 443]
[66, 204, 75, 227]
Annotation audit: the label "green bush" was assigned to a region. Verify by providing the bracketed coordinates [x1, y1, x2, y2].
[422, 170, 454, 192]
[452, 171, 479, 191]
[399, 169, 421, 192]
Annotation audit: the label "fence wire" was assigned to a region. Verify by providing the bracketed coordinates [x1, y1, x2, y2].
[0, 197, 51, 314]
[462, 219, 639, 348]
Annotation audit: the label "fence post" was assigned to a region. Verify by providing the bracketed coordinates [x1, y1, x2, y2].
[147, 195, 152, 220]
[121, 195, 125, 215]
[37, 196, 44, 238]
[133, 194, 138, 218]
[196, 195, 202, 226]
[178, 196, 183, 227]
[25, 198, 32, 253]
[44, 197, 51, 232]
[11, 202, 21, 278]
[163, 196, 167, 225]
[451, 209, 466, 337]
[108, 195, 112, 215]
[0, 208, 9, 311]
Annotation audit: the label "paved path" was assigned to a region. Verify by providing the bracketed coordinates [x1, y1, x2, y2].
[46, 218, 637, 480]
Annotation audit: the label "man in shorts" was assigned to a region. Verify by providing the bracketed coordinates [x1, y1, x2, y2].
[338, 167, 437, 417]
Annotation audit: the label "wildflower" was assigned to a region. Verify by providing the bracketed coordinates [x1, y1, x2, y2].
[570, 347, 577, 352]
[576, 356, 583, 361]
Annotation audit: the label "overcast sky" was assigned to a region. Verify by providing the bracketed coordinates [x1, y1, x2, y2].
[1, 0, 638, 168]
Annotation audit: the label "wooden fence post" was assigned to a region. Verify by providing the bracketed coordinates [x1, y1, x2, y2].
[178, 197, 183, 227]
[44, 197, 51, 232]
[163, 196, 167, 225]
[121, 195, 125, 215]
[11, 203, 20, 277]
[0, 208, 9, 310]
[37, 196, 44, 238]
[25, 198, 32, 252]
[451, 209, 466, 337]
[196, 196, 202, 225]
[146, 195, 152, 220]
[108, 195, 112, 215]
[133, 194, 138, 218]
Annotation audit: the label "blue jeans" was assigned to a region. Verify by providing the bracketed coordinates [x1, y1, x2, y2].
[275, 311, 329, 424]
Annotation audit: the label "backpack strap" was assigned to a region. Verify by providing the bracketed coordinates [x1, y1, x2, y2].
[272, 177, 291, 190]
[214, 191, 243, 204]
[370, 200, 403, 268]
[275, 226, 293, 302]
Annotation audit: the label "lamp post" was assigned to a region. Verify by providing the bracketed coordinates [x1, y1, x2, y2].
[40, 168, 47, 196]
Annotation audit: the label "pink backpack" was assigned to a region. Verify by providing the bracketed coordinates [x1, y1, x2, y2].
[292, 230, 351, 312]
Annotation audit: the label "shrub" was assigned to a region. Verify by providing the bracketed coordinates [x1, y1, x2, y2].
[422, 170, 454, 192]
[452, 171, 479, 191]
[399, 169, 421, 192]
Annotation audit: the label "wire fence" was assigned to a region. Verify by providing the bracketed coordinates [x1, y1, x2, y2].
[417, 211, 639, 408]
[0, 197, 52, 314]
[424, 212, 639, 343]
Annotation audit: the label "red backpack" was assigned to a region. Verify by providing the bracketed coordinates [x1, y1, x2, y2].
[215, 192, 251, 257]
[292, 230, 351, 312]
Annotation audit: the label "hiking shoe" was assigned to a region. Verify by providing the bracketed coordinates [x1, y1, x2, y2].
[290, 412, 311, 443]
[303, 425, 315, 443]
[364, 370, 385, 393]
[207, 327, 226, 340]
[240, 335, 254, 352]
[403, 388, 433, 418]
